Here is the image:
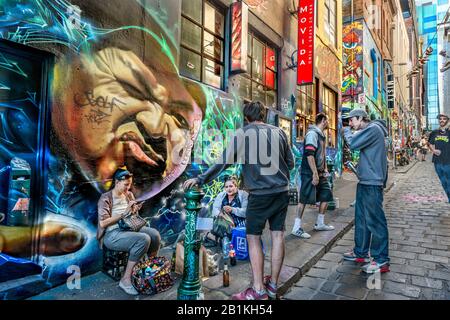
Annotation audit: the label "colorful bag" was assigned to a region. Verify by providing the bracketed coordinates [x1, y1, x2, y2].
[131, 256, 174, 295]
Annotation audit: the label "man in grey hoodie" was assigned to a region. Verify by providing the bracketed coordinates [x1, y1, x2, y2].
[341, 108, 390, 274]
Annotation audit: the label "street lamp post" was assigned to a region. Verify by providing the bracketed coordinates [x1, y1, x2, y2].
[177, 187, 205, 300]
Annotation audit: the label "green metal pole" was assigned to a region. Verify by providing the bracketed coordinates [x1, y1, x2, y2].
[327, 161, 336, 211]
[177, 187, 205, 300]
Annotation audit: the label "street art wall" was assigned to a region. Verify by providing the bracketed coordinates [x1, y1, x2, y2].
[0, 0, 344, 298]
[362, 25, 383, 120]
[0, 0, 245, 293]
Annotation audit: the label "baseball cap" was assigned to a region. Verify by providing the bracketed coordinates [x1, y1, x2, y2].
[113, 169, 133, 181]
[342, 108, 369, 119]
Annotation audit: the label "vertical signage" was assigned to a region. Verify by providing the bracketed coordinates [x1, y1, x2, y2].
[387, 74, 395, 109]
[230, 1, 249, 74]
[265, 47, 276, 89]
[297, 0, 316, 85]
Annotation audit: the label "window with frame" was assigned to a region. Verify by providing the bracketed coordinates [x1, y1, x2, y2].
[180, 0, 225, 89]
[322, 86, 337, 148]
[237, 33, 278, 108]
[296, 81, 317, 142]
[324, 0, 337, 47]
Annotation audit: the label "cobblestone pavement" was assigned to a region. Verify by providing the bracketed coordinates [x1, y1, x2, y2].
[282, 160, 450, 300]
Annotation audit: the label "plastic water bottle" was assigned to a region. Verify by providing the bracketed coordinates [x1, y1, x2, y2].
[222, 236, 230, 262]
[145, 266, 152, 277]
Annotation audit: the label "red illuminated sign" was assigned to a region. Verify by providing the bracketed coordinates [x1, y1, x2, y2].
[230, 1, 249, 74]
[265, 47, 276, 89]
[297, 0, 315, 85]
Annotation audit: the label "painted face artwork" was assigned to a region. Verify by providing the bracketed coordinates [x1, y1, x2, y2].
[52, 47, 203, 200]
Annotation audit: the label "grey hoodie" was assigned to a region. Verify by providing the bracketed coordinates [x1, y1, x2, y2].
[197, 123, 295, 195]
[344, 120, 388, 186]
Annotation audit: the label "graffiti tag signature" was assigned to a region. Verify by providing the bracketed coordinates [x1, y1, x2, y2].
[74, 90, 126, 125]
[74, 90, 126, 112]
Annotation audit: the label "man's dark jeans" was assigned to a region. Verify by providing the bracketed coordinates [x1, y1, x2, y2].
[434, 163, 450, 202]
[354, 184, 390, 264]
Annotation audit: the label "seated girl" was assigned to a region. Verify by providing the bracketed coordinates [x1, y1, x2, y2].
[97, 168, 161, 296]
[207, 176, 248, 243]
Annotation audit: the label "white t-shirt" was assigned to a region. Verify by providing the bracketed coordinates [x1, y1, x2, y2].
[107, 195, 128, 232]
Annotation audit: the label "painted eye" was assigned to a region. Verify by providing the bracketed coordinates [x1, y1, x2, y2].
[171, 113, 190, 130]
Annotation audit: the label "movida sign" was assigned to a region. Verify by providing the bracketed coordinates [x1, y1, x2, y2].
[297, 0, 315, 85]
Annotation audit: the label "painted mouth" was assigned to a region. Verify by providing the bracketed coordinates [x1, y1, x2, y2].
[115, 118, 170, 190]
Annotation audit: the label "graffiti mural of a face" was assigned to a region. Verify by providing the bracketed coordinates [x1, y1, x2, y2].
[49, 1, 205, 201]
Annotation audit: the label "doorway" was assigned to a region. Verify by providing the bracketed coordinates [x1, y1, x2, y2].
[0, 39, 52, 263]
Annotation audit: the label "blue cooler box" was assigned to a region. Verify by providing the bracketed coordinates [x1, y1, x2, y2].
[231, 227, 249, 260]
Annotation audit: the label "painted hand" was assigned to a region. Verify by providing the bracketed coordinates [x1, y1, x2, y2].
[183, 178, 199, 190]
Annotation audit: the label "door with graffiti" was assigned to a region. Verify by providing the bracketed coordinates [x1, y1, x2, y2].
[0, 39, 51, 279]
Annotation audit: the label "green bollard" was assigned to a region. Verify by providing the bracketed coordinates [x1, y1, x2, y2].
[177, 187, 205, 300]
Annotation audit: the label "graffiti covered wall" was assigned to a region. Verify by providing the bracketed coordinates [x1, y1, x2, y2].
[362, 24, 383, 119]
[0, 0, 244, 291]
[342, 21, 364, 110]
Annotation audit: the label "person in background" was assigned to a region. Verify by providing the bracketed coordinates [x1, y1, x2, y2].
[428, 114, 450, 203]
[412, 136, 420, 160]
[420, 135, 428, 161]
[342, 109, 390, 274]
[97, 168, 161, 295]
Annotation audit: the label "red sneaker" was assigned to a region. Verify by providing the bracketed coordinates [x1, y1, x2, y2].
[343, 251, 370, 263]
[231, 287, 269, 300]
[263, 276, 277, 299]
[361, 261, 390, 274]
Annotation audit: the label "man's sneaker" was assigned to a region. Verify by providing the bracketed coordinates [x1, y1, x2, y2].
[291, 227, 311, 239]
[263, 275, 277, 299]
[314, 224, 335, 231]
[361, 261, 390, 274]
[343, 251, 370, 263]
[231, 287, 269, 300]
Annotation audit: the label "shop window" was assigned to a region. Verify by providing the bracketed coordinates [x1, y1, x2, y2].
[322, 86, 337, 148]
[237, 33, 278, 107]
[180, 0, 225, 89]
[296, 80, 317, 142]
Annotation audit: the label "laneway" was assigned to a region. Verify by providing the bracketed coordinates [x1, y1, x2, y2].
[283, 160, 450, 300]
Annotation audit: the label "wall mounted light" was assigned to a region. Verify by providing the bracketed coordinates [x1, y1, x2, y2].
[286, 49, 298, 70]
[288, 0, 298, 17]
